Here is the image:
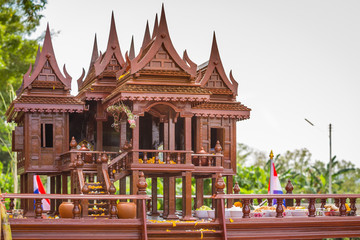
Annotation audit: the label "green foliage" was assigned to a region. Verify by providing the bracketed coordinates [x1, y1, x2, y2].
[235, 143, 359, 194]
[0, 161, 14, 193]
[0, 0, 47, 93]
[0, 0, 46, 194]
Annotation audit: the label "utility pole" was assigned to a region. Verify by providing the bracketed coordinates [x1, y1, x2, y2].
[304, 119, 333, 196]
[329, 123, 332, 195]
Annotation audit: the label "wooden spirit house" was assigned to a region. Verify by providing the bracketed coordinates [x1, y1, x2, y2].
[6, 5, 250, 219]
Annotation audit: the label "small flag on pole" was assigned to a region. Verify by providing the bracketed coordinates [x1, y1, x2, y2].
[34, 175, 50, 211]
[268, 151, 283, 205]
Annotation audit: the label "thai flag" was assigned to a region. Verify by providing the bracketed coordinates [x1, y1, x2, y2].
[34, 175, 50, 211]
[268, 159, 284, 206]
[268, 162, 283, 195]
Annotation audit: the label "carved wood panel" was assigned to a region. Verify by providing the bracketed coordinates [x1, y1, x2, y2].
[12, 126, 24, 151]
[29, 115, 40, 165]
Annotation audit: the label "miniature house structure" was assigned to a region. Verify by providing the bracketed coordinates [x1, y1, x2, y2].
[6, 6, 251, 219]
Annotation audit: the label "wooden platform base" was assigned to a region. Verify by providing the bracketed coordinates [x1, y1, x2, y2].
[9, 216, 360, 240]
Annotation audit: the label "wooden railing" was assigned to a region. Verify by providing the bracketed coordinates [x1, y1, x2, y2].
[60, 150, 120, 167]
[130, 150, 193, 165]
[211, 193, 360, 240]
[213, 193, 359, 218]
[2, 193, 150, 240]
[191, 153, 223, 167]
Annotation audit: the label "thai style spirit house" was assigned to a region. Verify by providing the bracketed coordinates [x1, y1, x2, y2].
[6, 5, 250, 220]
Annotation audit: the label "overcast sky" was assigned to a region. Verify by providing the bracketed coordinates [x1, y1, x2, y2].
[31, 0, 360, 166]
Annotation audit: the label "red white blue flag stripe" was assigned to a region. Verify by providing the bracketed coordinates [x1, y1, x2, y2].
[34, 175, 50, 211]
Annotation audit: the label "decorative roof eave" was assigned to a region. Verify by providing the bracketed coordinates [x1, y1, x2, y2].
[192, 109, 250, 121]
[105, 92, 210, 106]
[130, 4, 197, 78]
[82, 92, 113, 101]
[93, 12, 125, 76]
[77, 83, 116, 101]
[23, 24, 72, 90]
[12, 103, 85, 113]
[199, 32, 238, 96]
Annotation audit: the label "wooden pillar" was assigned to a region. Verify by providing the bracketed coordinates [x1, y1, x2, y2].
[119, 176, 126, 192]
[150, 177, 159, 216]
[96, 120, 103, 151]
[25, 173, 34, 216]
[55, 175, 61, 215]
[130, 170, 139, 196]
[226, 175, 233, 208]
[163, 121, 169, 150]
[164, 176, 178, 219]
[169, 112, 175, 151]
[132, 117, 140, 163]
[163, 177, 169, 218]
[120, 118, 127, 148]
[211, 177, 216, 209]
[182, 172, 195, 220]
[195, 178, 204, 209]
[184, 116, 192, 164]
[49, 176, 56, 214]
[20, 174, 25, 211]
[62, 174, 68, 194]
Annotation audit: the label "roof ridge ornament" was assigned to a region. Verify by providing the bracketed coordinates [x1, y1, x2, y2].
[89, 34, 99, 71]
[152, 14, 159, 39]
[23, 23, 72, 91]
[129, 4, 197, 78]
[129, 35, 135, 60]
[141, 21, 151, 49]
[94, 11, 125, 76]
[199, 31, 238, 96]
[77, 68, 86, 90]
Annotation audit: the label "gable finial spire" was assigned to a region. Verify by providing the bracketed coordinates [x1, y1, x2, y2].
[210, 31, 221, 62]
[129, 35, 135, 60]
[158, 3, 170, 37]
[94, 12, 125, 76]
[141, 21, 151, 49]
[89, 34, 99, 71]
[108, 11, 119, 48]
[152, 13, 159, 39]
[23, 22, 72, 91]
[42, 22, 55, 59]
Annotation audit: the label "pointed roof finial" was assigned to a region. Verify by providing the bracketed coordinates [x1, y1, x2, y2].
[89, 34, 99, 71]
[23, 22, 72, 90]
[199, 31, 238, 95]
[158, 3, 170, 38]
[129, 35, 135, 60]
[210, 31, 220, 62]
[108, 11, 119, 49]
[152, 14, 159, 39]
[94, 12, 125, 76]
[141, 21, 151, 49]
[270, 150, 274, 160]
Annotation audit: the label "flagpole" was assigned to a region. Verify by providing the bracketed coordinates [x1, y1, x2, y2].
[269, 150, 274, 194]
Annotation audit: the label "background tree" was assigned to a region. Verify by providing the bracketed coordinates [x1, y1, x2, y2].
[235, 143, 358, 195]
[0, 0, 47, 193]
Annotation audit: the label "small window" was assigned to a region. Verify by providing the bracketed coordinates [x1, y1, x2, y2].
[211, 128, 224, 152]
[41, 123, 53, 148]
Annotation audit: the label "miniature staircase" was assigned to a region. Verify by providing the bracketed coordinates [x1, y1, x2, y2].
[87, 182, 109, 217]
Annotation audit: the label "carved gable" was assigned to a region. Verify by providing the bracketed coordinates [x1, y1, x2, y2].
[106, 54, 122, 72]
[205, 68, 231, 91]
[144, 45, 181, 71]
[31, 60, 65, 89]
